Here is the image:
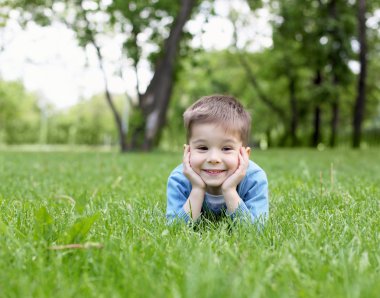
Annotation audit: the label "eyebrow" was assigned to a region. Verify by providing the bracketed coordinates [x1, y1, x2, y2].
[191, 139, 207, 144]
[223, 139, 238, 143]
[191, 138, 238, 144]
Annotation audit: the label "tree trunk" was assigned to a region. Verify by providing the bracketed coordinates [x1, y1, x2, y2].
[352, 0, 367, 148]
[328, 0, 339, 148]
[266, 128, 272, 148]
[93, 42, 128, 152]
[80, 5, 128, 152]
[311, 70, 322, 147]
[312, 106, 322, 147]
[289, 77, 298, 147]
[329, 100, 339, 147]
[139, 0, 196, 150]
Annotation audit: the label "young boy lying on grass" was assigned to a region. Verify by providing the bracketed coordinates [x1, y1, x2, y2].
[166, 95, 268, 224]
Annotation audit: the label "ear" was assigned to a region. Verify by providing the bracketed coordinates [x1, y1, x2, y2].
[245, 147, 251, 157]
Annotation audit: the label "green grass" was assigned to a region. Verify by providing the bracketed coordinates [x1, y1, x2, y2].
[0, 149, 379, 298]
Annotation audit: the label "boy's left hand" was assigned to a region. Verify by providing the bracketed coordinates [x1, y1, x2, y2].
[221, 147, 251, 193]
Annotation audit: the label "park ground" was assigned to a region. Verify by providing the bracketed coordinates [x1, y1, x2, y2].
[0, 149, 379, 297]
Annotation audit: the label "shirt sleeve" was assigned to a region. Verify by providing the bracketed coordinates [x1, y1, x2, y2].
[229, 165, 269, 224]
[166, 170, 192, 224]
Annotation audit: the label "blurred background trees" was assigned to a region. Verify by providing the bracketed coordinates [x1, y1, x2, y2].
[0, 0, 379, 151]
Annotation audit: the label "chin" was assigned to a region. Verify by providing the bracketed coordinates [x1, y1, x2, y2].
[206, 183, 222, 188]
[204, 180, 225, 188]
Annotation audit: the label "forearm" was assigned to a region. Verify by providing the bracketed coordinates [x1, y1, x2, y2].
[222, 189, 241, 214]
[183, 187, 205, 221]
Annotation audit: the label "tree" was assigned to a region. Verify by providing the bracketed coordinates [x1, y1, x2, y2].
[130, 0, 197, 149]
[352, 0, 368, 148]
[230, 3, 294, 146]
[5, 0, 198, 151]
[97, 0, 198, 150]
[269, 0, 356, 147]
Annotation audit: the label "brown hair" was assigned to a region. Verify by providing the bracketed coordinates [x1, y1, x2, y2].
[183, 95, 251, 146]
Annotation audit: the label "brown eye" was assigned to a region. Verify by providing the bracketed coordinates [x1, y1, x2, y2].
[197, 146, 208, 151]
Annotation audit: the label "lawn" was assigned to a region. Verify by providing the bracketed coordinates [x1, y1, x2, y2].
[0, 149, 379, 298]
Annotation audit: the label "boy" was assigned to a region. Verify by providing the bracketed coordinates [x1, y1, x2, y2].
[166, 95, 268, 224]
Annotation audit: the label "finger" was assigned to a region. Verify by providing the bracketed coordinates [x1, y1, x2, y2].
[239, 149, 249, 169]
[240, 150, 249, 174]
[239, 152, 245, 170]
[183, 152, 191, 177]
[237, 147, 244, 166]
[187, 153, 194, 172]
[241, 148, 245, 159]
[183, 144, 188, 157]
[184, 152, 191, 168]
[241, 147, 246, 159]
[183, 149, 190, 166]
[241, 147, 249, 162]
[183, 145, 191, 162]
[187, 147, 193, 168]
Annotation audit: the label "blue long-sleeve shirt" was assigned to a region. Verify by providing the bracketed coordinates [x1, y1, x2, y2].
[166, 160, 269, 224]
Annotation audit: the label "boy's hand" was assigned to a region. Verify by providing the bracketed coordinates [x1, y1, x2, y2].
[221, 147, 250, 193]
[183, 144, 206, 191]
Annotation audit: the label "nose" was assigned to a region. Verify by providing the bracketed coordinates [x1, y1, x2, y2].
[206, 149, 221, 164]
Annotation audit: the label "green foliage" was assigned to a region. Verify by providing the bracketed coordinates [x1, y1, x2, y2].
[0, 86, 129, 146]
[31, 202, 99, 245]
[162, 49, 295, 147]
[34, 206, 54, 241]
[47, 95, 121, 145]
[109, 0, 181, 66]
[0, 150, 379, 297]
[163, 50, 260, 149]
[60, 213, 100, 244]
[0, 80, 40, 144]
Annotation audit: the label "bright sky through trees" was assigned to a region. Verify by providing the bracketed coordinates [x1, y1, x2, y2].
[0, 0, 272, 109]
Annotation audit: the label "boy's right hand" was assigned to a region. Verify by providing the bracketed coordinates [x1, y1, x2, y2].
[183, 144, 206, 191]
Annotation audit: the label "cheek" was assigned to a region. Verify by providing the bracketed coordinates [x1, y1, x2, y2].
[189, 153, 202, 171]
[227, 154, 239, 170]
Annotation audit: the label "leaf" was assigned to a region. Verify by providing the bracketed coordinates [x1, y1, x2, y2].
[34, 206, 54, 241]
[0, 219, 26, 240]
[61, 213, 100, 244]
[0, 219, 8, 234]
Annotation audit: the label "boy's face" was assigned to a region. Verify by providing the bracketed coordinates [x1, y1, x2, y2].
[188, 123, 250, 195]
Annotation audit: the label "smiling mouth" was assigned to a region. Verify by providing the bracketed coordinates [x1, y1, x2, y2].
[203, 169, 226, 175]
